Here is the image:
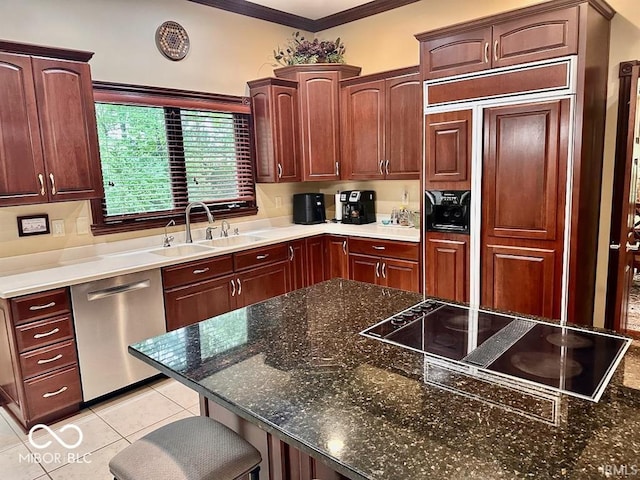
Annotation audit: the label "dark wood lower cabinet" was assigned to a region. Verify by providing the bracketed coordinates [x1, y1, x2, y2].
[425, 232, 469, 302]
[305, 236, 326, 286]
[288, 239, 306, 291]
[204, 397, 347, 480]
[238, 261, 289, 307]
[325, 235, 349, 280]
[349, 253, 420, 292]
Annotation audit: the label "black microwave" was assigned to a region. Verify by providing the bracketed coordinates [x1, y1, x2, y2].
[424, 190, 471, 234]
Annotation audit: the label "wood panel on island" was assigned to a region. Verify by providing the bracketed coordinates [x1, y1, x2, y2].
[0, 41, 103, 206]
[0, 288, 82, 429]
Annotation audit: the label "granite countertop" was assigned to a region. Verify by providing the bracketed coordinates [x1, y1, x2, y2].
[130, 279, 640, 480]
[0, 219, 419, 298]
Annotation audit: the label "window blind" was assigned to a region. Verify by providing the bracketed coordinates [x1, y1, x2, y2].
[90, 83, 255, 233]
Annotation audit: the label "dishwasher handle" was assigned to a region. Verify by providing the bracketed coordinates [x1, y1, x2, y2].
[87, 280, 151, 301]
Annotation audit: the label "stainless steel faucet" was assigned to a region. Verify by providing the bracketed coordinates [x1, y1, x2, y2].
[220, 220, 230, 238]
[185, 202, 214, 243]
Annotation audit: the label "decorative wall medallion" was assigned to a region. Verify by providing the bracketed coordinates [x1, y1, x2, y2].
[155, 21, 190, 61]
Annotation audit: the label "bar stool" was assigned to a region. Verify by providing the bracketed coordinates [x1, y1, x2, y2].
[109, 416, 261, 480]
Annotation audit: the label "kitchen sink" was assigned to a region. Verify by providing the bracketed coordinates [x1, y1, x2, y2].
[197, 235, 265, 248]
[148, 244, 214, 257]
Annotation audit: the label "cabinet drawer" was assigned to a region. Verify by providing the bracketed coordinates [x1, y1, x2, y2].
[15, 314, 74, 352]
[162, 254, 233, 289]
[348, 238, 419, 261]
[234, 243, 289, 271]
[10, 288, 70, 325]
[24, 365, 81, 421]
[20, 339, 77, 379]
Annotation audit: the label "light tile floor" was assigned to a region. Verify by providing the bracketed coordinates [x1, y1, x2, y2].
[0, 377, 199, 480]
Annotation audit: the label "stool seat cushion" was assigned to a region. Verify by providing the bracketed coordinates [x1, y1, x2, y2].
[109, 416, 261, 480]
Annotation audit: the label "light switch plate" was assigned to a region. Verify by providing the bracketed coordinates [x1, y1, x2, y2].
[52, 219, 65, 237]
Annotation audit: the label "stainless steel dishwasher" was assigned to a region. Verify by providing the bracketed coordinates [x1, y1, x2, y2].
[70, 269, 166, 401]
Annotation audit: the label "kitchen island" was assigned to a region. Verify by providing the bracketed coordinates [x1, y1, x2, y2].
[129, 279, 640, 480]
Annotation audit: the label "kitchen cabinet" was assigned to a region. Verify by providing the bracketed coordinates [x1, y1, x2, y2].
[0, 288, 82, 429]
[248, 77, 301, 183]
[163, 244, 290, 331]
[325, 235, 349, 280]
[305, 235, 326, 286]
[348, 238, 420, 292]
[425, 109, 472, 190]
[0, 41, 103, 206]
[481, 99, 568, 318]
[288, 239, 306, 291]
[341, 67, 421, 180]
[418, 0, 614, 324]
[274, 64, 361, 181]
[425, 232, 469, 302]
[417, 5, 579, 79]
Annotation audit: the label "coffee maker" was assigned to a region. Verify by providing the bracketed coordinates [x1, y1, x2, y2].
[341, 190, 376, 224]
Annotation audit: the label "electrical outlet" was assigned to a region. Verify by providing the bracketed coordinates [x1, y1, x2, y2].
[275, 196, 282, 208]
[52, 220, 65, 237]
[401, 191, 409, 205]
[76, 217, 89, 235]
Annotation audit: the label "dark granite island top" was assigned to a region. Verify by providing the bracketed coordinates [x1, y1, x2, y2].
[130, 279, 640, 480]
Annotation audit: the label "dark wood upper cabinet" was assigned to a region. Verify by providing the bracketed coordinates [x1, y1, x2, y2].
[417, 5, 580, 79]
[248, 78, 301, 183]
[425, 109, 472, 190]
[0, 44, 103, 206]
[275, 64, 361, 181]
[0, 52, 45, 206]
[341, 67, 420, 180]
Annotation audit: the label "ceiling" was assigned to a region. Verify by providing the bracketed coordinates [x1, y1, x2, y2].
[188, 0, 421, 32]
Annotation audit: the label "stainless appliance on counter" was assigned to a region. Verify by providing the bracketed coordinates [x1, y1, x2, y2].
[71, 269, 166, 401]
[341, 190, 376, 224]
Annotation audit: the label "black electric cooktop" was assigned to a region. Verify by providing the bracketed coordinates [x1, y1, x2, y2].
[361, 300, 631, 402]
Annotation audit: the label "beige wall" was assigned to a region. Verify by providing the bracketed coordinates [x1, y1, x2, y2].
[2, 0, 640, 325]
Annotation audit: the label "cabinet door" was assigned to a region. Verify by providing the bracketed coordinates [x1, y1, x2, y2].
[420, 27, 492, 80]
[238, 261, 289, 307]
[342, 80, 385, 180]
[349, 253, 379, 286]
[492, 7, 578, 69]
[325, 235, 349, 280]
[164, 275, 236, 331]
[482, 99, 569, 319]
[252, 84, 300, 183]
[298, 72, 341, 181]
[288, 239, 306, 291]
[32, 57, 103, 202]
[425, 110, 472, 190]
[382, 258, 420, 292]
[385, 73, 421, 180]
[306, 236, 326, 286]
[0, 52, 46, 206]
[425, 233, 468, 302]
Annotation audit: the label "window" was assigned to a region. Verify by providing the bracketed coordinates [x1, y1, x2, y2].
[90, 83, 256, 234]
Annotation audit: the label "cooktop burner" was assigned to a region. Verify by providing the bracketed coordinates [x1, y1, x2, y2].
[361, 300, 631, 402]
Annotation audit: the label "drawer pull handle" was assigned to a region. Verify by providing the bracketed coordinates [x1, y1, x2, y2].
[29, 301, 56, 311]
[382, 262, 387, 279]
[256, 254, 269, 260]
[42, 386, 67, 398]
[342, 240, 347, 255]
[193, 268, 210, 274]
[230, 279, 236, 296]
[289, 245, 294, 261]
[37, 354, 63, 365]
[494, 40, 499, 62]
[277, 163, 283, 178]
[385, 160, 389, 175]
[372, 246, 386, 250]
[378, 160, 384, 175]
[33, 328, 60, 339]
[335, 161, 339, 176]
[237, 279, 242, 295]
[38, 173, 46, 196]
[375, 261, 380, 278]
[484, 42, 489, 63]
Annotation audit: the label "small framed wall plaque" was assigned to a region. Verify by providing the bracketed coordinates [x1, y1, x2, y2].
[17, 214, 50, 237]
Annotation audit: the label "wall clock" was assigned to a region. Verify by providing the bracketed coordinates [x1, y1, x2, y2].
[155, 21, 190, 61]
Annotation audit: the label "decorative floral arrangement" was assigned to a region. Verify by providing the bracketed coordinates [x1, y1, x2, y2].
[273, 31, 345, 66]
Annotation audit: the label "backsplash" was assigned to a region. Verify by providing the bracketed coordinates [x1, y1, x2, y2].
[0, 180, 420, 259]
